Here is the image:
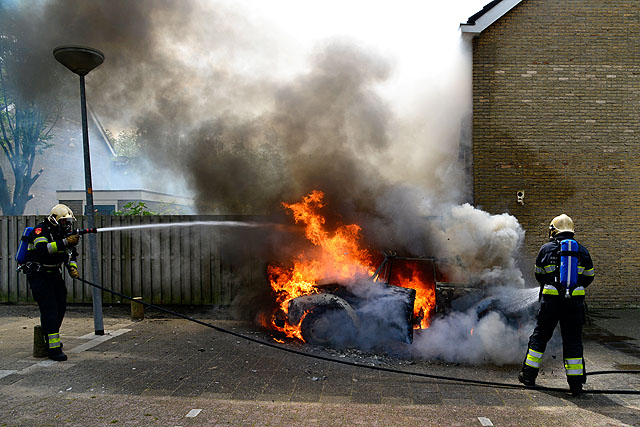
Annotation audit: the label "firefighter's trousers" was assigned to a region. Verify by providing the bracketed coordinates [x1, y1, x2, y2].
[525, 294, 586, 385]
[27, 269, 67, 341]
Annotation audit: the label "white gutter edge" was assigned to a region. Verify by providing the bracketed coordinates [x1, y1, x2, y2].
[88, 105, 118, 158]
[460, 0, 524, 36]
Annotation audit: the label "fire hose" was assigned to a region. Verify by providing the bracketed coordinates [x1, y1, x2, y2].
[76, 276, 640, 395]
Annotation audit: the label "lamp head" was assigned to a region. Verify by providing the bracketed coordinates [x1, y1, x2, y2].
[53, 45, 104, 76]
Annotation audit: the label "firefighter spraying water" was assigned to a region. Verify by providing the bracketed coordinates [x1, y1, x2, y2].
[14, 204, 275, 362]
[15, 204, 81, 361]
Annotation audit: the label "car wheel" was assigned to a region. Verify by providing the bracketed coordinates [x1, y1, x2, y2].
[301, 306, 357, 346]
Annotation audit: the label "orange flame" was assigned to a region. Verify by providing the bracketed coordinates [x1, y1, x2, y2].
[268, 190, 435, 339]
[391, 263, 435, 329]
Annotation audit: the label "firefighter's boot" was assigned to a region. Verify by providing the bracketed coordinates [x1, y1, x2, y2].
[520, 347, 543, 386]
[46, 332, 67, 362]
[48, 346, 68, 362]
[518, 365, 537, 387]
[564, 357, 585, 396]
[568, 380, 583, 396]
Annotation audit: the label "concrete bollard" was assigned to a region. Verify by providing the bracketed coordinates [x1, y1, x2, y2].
[33, 325, 48, 358]
[131, 297, 144, 321]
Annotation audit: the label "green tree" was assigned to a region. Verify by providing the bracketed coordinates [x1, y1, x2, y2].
[0, 53, 59, 215]
[113, 201, 157, 216]
[105, 128, 141, 157]
[0, 7, 63, 215]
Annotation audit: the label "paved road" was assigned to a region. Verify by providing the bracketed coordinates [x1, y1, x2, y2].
[1, 305, 639, 426]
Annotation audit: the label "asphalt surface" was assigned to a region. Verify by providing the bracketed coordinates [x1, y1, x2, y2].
[1, 304, 639, 426]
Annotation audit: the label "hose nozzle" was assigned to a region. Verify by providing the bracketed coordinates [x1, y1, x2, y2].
[74, 228, 97, 235]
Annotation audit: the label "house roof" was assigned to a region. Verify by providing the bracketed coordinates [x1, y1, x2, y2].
[88, 105, 117, 157]
[460, 0, 524, 36]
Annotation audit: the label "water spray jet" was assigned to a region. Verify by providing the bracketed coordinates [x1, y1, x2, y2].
[75, 221, 285, 235]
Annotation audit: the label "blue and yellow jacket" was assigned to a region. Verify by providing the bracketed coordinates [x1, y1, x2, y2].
[26, 221, 78, 273]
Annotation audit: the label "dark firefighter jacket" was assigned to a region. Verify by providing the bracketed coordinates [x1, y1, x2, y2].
[534, 231, 594, 297]
[27, 221, 78, 272]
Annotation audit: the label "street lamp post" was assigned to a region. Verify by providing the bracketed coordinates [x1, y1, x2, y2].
[53, 45, 105, 335]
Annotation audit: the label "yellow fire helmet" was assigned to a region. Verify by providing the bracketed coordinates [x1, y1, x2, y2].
[48, 203, 76, 226]
[549, 214, 574, 237]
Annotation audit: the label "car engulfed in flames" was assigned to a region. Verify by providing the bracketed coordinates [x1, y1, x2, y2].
[270, 252, 469, 347]
[281, 281, 416, 346]
[258, 190, 466, 347]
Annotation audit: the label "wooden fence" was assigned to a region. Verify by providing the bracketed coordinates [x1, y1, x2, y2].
[0, 215, 266, 305]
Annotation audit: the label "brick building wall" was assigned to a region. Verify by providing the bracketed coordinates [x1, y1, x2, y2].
[471, 0, 640, 307]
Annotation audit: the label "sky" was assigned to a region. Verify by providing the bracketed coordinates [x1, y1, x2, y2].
[216, 0, 490, 111]
[238, 0, 486, 58]
[238, 1, 486, 48]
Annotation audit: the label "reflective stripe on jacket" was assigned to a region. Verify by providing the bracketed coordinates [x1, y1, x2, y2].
[27, 221, 77, 268]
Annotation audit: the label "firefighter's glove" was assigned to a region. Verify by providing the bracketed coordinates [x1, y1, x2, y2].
[68, 266, 79, 279]
[64, 234, 79, 247]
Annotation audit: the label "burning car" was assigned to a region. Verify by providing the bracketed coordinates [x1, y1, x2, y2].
[262, 190, 536, 348]
[282, 280, 416, 346]
[272, 251, 477, 347]
[269, 250, 538, 347]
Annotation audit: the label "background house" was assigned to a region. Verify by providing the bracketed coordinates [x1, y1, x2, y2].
[21, 106, 193, 216]
[462, 0, 639, 307]
[57, 189, 193, 215]
[22, 107, 115, 214]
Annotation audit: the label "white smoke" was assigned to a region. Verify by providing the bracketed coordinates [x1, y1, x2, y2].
[413, 310, 532, 365]
[433, 203, 526, 287]
[412, 287, 540, 365]
[404, 205, 531, 364]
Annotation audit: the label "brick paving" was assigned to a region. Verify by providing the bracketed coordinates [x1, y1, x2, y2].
[1, 305, 639, 426]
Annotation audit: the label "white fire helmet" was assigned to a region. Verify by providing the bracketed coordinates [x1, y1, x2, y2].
[48, 203, 76, 226]
[549, 214, 574, 237]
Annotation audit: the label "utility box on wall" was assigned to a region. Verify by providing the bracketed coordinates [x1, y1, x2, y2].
[462, 0, 640, 307]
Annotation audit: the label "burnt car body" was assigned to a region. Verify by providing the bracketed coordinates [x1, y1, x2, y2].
[283, 252, 538, 346]
[288, 281, 416, 346]
[375, 252, 539, 326]
[458, 286, 540, 329]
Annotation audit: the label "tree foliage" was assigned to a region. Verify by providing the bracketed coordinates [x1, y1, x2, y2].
[105, 128, 141, 157]
[0, 31, 60, 214]
[113, 201, 186, 215]
[113, 201, 157, 216]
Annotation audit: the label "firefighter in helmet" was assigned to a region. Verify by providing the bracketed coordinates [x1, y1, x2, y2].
[519, 214, 595, 395]
[26, 204, 80, 361]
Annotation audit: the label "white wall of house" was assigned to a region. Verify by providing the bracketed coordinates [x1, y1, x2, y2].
[57, 189, 194, 214]
[25, 112, 116, 214]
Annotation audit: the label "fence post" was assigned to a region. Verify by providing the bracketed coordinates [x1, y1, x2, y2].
[131, 297, 144, 320]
